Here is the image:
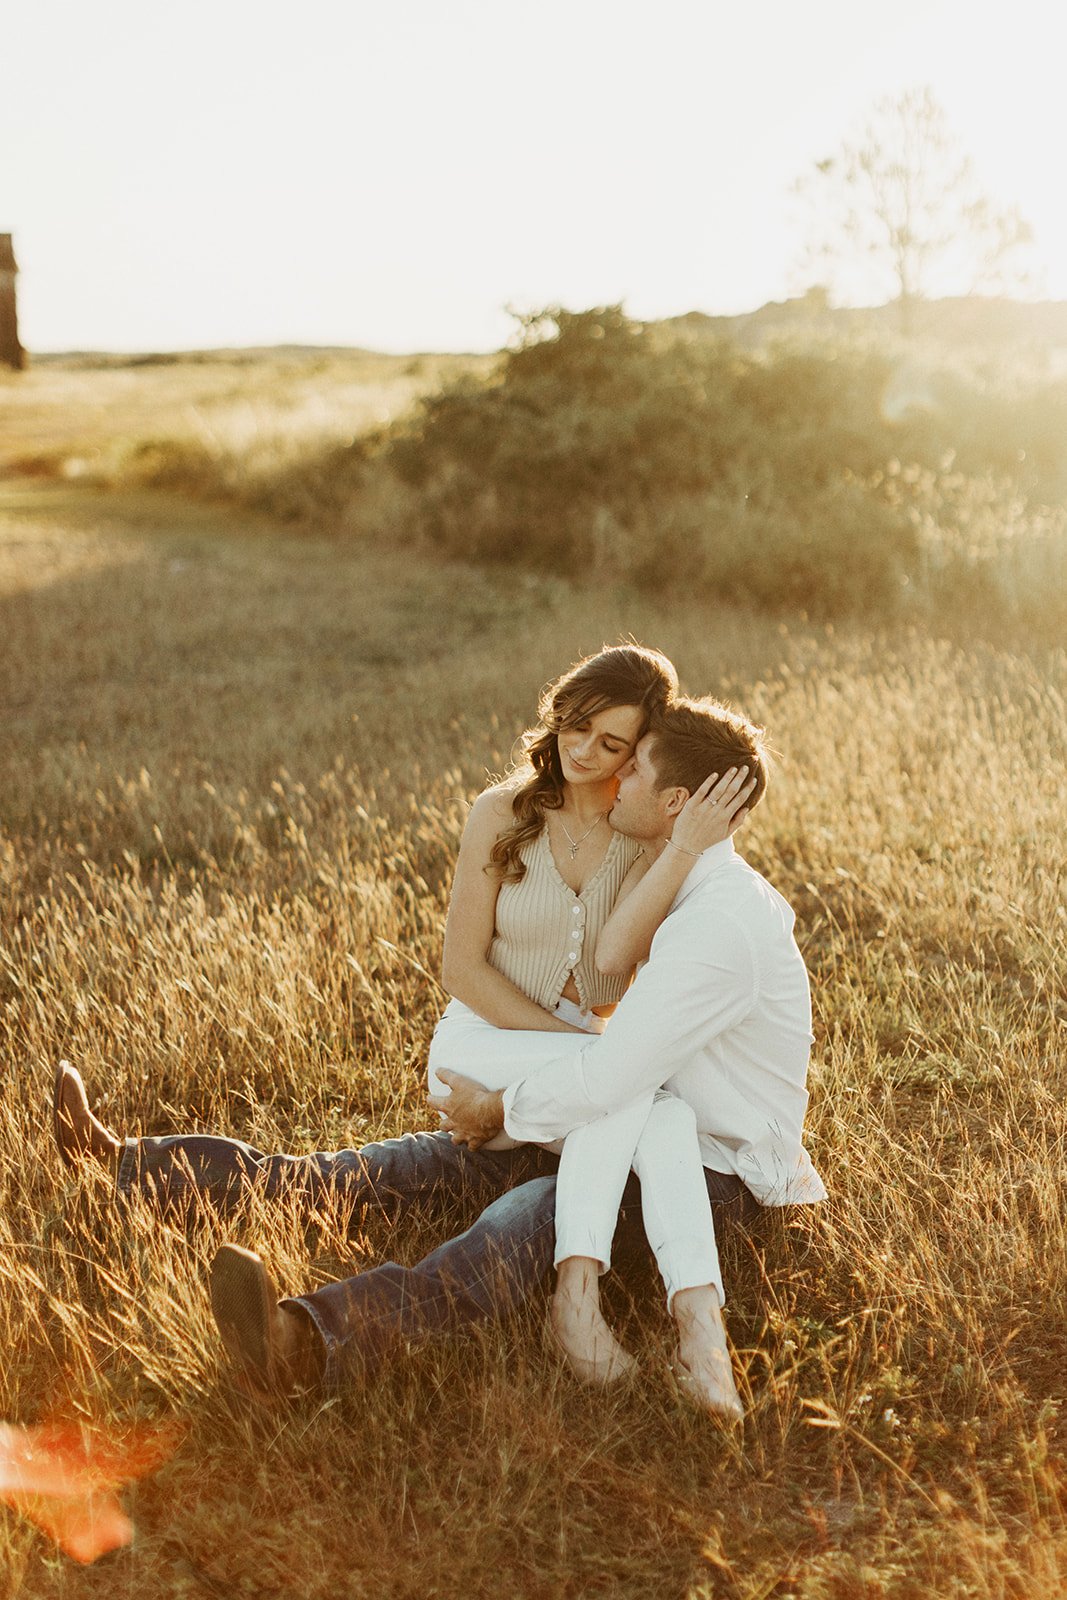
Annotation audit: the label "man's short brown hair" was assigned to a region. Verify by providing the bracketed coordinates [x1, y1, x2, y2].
[647, 697, 769, 810]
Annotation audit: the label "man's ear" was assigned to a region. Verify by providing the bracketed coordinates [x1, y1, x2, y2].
[663, 786, 690, 818]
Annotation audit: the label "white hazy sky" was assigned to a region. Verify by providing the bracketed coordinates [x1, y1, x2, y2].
[4, 0, 1066, 353]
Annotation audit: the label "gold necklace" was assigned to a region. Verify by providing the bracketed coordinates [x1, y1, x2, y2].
[558, 811, 606, 860]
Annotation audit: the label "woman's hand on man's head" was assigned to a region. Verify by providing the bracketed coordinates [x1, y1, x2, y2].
[669, 767, 758, 857]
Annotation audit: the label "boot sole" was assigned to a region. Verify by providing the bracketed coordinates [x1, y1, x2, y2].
[209, 1245, 277, 1395]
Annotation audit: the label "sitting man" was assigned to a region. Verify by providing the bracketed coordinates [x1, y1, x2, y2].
[54, 698, 824, 1418]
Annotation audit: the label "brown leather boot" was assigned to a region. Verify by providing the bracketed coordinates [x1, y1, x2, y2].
[52, 1061, 122, 1173]
[209, 1245, 324, 1399]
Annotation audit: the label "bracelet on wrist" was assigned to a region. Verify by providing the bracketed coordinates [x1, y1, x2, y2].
[664, 837, 702, 859]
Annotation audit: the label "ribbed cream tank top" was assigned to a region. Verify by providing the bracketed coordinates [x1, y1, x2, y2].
[488, 826, 643, 1010]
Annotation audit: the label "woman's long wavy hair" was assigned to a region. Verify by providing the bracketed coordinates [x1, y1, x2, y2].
[489, 644, 679, 883]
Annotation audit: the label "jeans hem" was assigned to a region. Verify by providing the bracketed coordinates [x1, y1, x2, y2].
[282, 1295, 340, 1390]
[115, 1138, 140, 1197]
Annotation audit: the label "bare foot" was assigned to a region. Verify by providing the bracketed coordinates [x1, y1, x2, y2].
[672, 1286, 743, 1423]
[549, 1290, 638, 1387]
[52, 1061, 122, 1172]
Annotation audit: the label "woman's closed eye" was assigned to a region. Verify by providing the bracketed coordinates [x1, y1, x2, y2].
[574, 722, 626, 756]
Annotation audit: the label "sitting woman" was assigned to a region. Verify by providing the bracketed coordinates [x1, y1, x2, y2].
[428, 643, 753, 1414]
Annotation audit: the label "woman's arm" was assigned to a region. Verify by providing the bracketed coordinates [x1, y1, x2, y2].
[596, 767, 756, 977]
[441, 788, 585, 1033]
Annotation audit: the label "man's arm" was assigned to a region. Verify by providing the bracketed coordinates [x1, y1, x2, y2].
[434, 909, 756, 1147]
[504, 932, 754, 1142]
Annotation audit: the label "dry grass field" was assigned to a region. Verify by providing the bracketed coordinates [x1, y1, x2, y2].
[0, 350, 488, 512]
[0, 358, 1065, 1597]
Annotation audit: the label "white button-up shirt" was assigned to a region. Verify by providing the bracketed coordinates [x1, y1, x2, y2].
[502, 839, 826, 1207]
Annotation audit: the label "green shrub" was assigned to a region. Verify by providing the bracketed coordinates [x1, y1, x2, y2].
[76, 305, 1065, 631]
[356, 305, 1063, 623]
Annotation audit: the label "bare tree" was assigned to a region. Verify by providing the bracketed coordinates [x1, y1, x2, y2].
[794, 88, 1034, 325]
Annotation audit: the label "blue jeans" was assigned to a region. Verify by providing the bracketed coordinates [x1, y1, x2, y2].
[118, 1128, 756, 1387]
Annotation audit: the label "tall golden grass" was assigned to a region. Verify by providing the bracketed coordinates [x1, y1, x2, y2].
[1, 475, 1065, 1597]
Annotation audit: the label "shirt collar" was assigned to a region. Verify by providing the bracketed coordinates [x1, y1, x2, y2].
[669, 836, 735, 912]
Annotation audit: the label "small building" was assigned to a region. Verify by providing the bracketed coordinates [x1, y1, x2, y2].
[0, 235, 24, 370]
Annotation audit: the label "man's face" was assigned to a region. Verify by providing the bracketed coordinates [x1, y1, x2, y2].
[608, 734, 676, 841]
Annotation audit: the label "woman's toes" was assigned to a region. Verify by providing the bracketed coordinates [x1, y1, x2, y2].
[672, 1350, 743, 1422]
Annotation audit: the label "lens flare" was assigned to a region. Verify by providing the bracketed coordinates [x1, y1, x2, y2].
[0, 1420, 183, 1564]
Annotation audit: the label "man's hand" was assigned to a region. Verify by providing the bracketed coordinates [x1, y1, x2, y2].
[428, 1070, 506, 1150]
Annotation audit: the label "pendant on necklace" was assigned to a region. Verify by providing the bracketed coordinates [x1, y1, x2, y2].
[559, 811, 605, 859]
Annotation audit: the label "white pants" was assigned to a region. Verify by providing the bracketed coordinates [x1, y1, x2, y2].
[428, 999, 724, 1306]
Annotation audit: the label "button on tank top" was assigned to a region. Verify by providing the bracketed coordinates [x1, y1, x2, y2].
[488, 826, 643, 1010]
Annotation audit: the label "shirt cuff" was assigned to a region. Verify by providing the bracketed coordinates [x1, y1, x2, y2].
[501, 1081, 560, 1145]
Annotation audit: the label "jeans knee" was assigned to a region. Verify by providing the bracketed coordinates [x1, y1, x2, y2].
[482, 1175, 556, 1234]
[480, 1177, 557, 1302]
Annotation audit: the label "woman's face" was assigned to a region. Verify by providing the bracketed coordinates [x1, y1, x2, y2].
[556, 704, 645, 788]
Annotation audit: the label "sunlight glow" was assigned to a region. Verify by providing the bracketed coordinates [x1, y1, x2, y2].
[2, 0, 1064, 352]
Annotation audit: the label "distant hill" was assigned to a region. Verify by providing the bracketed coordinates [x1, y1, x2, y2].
[27, 295, 1067, 382]
[662, 293, 1067, 379]
[29, 345, 405, 370]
